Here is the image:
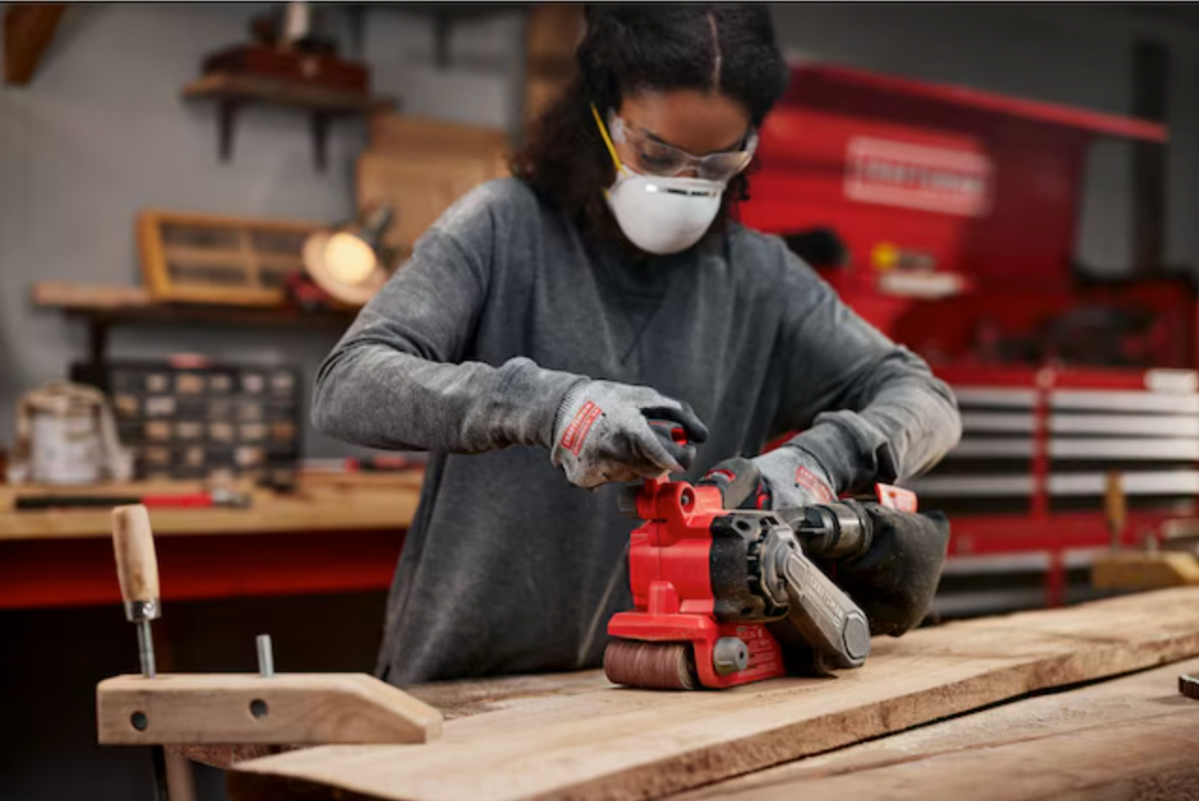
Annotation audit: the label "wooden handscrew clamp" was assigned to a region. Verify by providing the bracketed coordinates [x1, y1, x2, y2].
[97, 504, 443, 748]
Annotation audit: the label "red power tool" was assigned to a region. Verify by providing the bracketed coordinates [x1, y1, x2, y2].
[603, 439, 934, 690]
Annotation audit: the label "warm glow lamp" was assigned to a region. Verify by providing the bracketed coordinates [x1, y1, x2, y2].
[301, 205, 394, 307]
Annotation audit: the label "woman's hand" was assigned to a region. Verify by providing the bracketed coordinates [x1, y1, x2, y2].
[704, 446, 836, 510]
[551, 380, 708, 489]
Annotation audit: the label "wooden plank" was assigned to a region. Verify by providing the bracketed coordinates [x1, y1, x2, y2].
[409, 671, 612, 722]
[681, 656, 1199, 801]
[1092, 550, 1199, 590]
[31, 281, 356, 329]
[182, 73, 397, 114]
[4, 3, 66, 85]
[180, 671, 613, 773]
[3, 477, 256, 499]
[178, 671, 609, 777]
[357, 152, 506, 256]
[369, 114, 509, 159]
[32, 281, 154, 310]
[227, 587, 1199, 801]
[357, 115, 510, 257]
[0, 471, 423, 540]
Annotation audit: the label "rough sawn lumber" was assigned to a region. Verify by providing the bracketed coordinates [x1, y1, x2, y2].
[228, 587, 1199, 801]
[681, 656, 1199, 800]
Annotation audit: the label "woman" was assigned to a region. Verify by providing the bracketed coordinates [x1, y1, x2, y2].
[313, 5, 961, 687]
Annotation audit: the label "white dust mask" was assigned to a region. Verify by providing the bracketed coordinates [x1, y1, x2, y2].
[604, 166, 725, 255]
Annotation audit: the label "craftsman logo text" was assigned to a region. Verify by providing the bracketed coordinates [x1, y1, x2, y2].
[845, 137, 992, 217]
[561, 401, 603, 457]
[795, 466, 835, 504]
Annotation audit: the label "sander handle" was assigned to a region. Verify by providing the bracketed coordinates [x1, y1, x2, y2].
[774, 544, 872, 669]
[776, 501, 873, 561]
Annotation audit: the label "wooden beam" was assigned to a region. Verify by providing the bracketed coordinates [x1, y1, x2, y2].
[32, 281, 155, 310]
[1092, 550, 1199, 590]
[4, 3, 67, 86]
[225, 587, 1199, 801]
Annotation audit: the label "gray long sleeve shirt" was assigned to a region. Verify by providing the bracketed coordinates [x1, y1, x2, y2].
[312, 178, 961, 687]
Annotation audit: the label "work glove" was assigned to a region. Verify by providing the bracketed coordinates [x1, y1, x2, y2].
[703, 445, 836, 511]
[551, 380, 708, 489]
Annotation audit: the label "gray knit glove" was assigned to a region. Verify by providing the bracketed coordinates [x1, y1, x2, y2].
[551, 380, 708, 489]
[752, 444, 837, 510]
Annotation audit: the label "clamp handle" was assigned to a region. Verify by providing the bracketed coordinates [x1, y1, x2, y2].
[112, 504, 160, 622]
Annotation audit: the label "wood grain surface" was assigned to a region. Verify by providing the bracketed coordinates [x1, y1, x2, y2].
[0, 471, 423, 540]
[225, 587, 1199, 801]
[356, 151, 507, 257]
[1092, 550, 1199, 590]
[680, 656, 1199, 801]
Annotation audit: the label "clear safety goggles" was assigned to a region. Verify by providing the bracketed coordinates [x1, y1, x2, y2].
[599, 107, 758, 183]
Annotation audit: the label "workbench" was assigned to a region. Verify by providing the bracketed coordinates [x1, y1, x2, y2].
[168, 586, 1199, 801]
[0, 471, 423, 609]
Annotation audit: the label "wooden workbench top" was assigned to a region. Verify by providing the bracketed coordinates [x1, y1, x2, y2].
[678, 654, 1199, 801]
[0, 471, 424, 540]
[211, 586, 1199, 801]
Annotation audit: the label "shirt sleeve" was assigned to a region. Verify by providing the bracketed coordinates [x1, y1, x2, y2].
[311, 186, 583, 454]
[770, 250, 962, 495]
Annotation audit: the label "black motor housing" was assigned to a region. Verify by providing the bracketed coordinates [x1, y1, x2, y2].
[708, 512, 788, 623]
[699, 457, 950, 639]
[821, 505, 950, 637]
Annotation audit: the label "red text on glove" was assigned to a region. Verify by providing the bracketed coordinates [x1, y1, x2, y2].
[561, 401, 603, 456]
[795, 466, 835, 504]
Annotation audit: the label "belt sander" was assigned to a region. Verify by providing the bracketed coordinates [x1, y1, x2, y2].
[603, 457, 949, 690]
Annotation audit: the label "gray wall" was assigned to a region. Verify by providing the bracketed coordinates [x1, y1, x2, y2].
[2, 2, 1198, 460]
[0, 2, 525, 457]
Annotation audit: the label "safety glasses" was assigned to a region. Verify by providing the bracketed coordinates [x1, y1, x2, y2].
[601, 108, 758, 183]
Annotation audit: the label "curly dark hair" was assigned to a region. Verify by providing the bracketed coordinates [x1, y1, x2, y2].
[510, 4, 789, 244]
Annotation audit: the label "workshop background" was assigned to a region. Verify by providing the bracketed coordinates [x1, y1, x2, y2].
[4, 2, 1199, 800]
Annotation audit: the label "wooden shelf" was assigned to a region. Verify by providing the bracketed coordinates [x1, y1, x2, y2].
[183, 73, 396, 114]
[182, 73, 399, 170]
[33, 281, 356, 364]
[66, 302, 355, 330]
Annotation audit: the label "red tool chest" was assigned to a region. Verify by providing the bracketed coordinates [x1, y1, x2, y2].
[744, 64, 1194, 615]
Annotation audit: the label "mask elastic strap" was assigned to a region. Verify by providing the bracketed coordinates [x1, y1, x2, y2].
[590, 103, 624, 172]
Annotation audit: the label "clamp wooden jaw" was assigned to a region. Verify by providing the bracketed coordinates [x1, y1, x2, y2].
[98, 503, 442, 748]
